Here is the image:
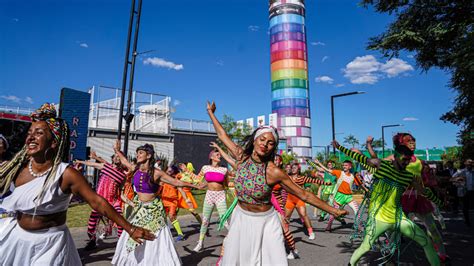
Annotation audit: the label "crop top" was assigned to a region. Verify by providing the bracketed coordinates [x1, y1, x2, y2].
[201, 165, 227, 183]
[133, 170, 159, 194]
[234, 158, 272, 205]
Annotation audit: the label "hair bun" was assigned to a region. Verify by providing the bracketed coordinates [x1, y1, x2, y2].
[31, 103, 58, 121]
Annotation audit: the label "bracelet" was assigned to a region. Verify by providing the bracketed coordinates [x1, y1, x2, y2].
[130, 225, 137, 235]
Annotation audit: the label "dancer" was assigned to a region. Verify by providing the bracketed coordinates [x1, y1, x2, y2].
[206, 101, 346, 265]
[316, 159, 365, 232]
[161, 165, 186, 241]
[193, 147, 229, 252]
[312, 160, 337, 221]
[0, 134, 8, 166]
[176, 163, 202, 224]
[332, 140, 441, 266]
[0, 103, 153, 265]
[111, 140, 204, 265]
[366, 134, 448, 261]
[75, 153, 127, 250]
[285, 162, 331, 240]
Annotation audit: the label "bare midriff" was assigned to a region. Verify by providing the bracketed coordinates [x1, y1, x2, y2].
[238, 201, 273, 212]
[17, 210, 67, 231]
[207, 181, 225, 191]
[137, 192, 157, 202]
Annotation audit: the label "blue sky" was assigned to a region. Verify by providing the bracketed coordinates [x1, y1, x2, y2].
[0, 0, 460, 153]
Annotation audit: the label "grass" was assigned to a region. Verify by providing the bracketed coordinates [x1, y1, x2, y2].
[66, 190, 234, 228]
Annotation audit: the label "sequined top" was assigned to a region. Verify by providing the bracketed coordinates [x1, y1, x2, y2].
[133, 170, 159, 194]
[234, 158, 272, 205]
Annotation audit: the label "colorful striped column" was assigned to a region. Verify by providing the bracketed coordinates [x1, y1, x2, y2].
[269, 0, 312, 158]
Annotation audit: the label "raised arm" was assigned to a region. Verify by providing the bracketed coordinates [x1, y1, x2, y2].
[63, 167, 154, 244]
[365, 136, 378, 158]
[210, 141, 237, 169]
[90, 151, 108, 164]
[206, 101, 244, 160]
[308, 159, 331, 173]
[74, 160, 105, 170]
[113, 139, 134, 170]
[333, 140, 381, 170]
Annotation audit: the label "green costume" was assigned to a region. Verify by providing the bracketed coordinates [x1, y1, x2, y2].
[336, 144, 440, 266]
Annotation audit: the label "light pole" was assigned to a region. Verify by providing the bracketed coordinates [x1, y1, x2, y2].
[117, 0, 144, 156]
[331, 91, 365, 153]
[382, 124, 402, 157]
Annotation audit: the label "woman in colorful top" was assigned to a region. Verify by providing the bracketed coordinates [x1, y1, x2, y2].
[0, 103, 154, 266]
[176, 162, 202, 224]
[193, 147, 230, 252]
[366, 133, 447, 261]
[285, 162, 331, 240]
[111, 141, 203, 265]
[333, 140, 441, 266]
[206, 101, 346, 265]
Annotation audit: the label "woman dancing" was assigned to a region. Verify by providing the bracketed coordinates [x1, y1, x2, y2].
[0, 103, 154, 265]
[206, 101, 346, 265]
[111, 141, 203, 265]
[176, 163, 203, 224]
[193, 147, 229, 252]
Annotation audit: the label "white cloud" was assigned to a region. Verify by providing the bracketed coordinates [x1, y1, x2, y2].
[216, 60, 224, 66]
[248, 25, 260, 32]
[334, 83, 345, 88]
[143, 57, 184, 71]
[310, 41, 325, 46]
[12, 18, 19, 22]
[403, 117, 419, 121]
[25, 97, 34, 104]
[380, 58, 414, 77]
[321, 56, 329, 63]
[173, 99, 181, 106]
[79, 43, 89, 48]
[1, 95, 22, 103]
[343, 55, 413, 84]
[315, 76, 334, 84]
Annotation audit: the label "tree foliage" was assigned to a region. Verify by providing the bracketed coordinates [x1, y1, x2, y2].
[281, 151, 297, 165]
[344, 134, 360, 148]
[361, 138, 386, 150]
[220, 114, 253, 148]
[361, 0, 474, 159]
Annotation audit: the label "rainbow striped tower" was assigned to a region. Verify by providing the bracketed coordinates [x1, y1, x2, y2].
[269, 0, 312, 158]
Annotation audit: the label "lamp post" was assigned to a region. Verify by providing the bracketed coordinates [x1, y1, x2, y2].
[331, 91, 365, 153]
[381, 124, 402, 157]
[117, 0, 144, 156]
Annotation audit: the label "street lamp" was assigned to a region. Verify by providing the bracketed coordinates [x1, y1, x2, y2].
[331, 91, 365, 153]
[381, 124, 402, 157]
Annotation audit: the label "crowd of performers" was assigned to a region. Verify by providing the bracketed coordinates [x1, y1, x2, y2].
[0, 102, 472, 265]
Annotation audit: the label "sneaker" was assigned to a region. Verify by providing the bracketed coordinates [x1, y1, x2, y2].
[309, 232, 316, 240]
[175, 235, 185, 242]
[193, 241, 203, 252]
[84, 239, 97, 251]
[287, 250, 300, 259]
[99, 233, 107, 240]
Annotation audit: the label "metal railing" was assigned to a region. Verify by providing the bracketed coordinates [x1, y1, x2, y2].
[171, 118, 215, 133]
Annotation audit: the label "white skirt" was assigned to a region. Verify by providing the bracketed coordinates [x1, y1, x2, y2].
[221, 204, 287, 266]
[112, 225, 181, 266]
[0, 221, 81, 266]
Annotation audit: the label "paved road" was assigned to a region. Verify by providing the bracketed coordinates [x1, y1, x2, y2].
[72, 207, 474, 265]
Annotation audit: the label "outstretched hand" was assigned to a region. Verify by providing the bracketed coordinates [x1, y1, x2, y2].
[207, 101, 216, 113]
[129, 226, 155, 244]
[335, 209, 349, 218]
[89, 151, 98, 160]
[366, 136, 374, 144]
[114, 139, 121, 152]
[209, 141, 219, 149]
[331, 140, 339, 149]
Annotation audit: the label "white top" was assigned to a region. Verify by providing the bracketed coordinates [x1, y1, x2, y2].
[454, 168, 473, 191]
[0, 162, 72, 215]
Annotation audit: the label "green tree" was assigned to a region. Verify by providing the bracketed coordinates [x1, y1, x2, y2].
[344, 134, 360, 148]
[220, 114, 253, 147]
[361, 0, 474, 159]
[281, 151, 296, 166]
[361, 138, 386, 150]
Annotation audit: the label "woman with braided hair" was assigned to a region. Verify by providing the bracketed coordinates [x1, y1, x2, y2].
[0, 103, 155, 265]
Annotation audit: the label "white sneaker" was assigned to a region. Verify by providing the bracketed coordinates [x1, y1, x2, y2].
[99, 233, 107, 240]
[287, 250, 300, 259]
[193, 241, 203, 252]
[309, 232, 315, 240]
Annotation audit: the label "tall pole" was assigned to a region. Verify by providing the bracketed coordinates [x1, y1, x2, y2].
[382, 124, 402, 158]
[123, 0, 144, 156]
[330, 91, 365, 154]
[117, 0, 136, 142]
[331, 96, 335, 154]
